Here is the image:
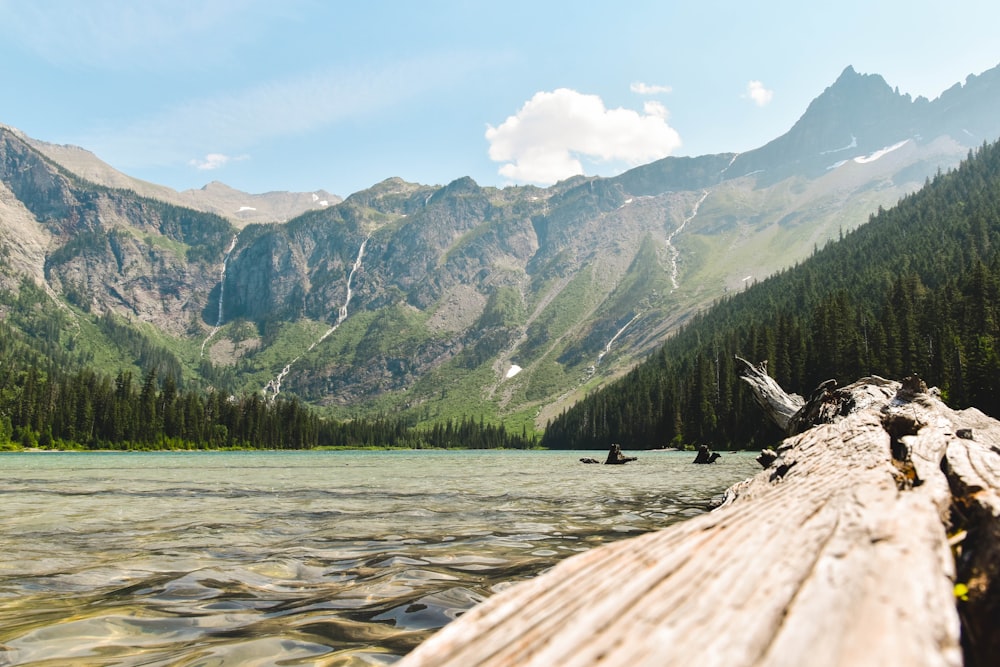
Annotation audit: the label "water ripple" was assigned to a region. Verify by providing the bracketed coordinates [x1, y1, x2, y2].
[0, 450, 759, 665]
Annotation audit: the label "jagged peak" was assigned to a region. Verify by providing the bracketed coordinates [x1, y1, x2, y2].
[837, 64, 859, 80]
[379, 176, 410, 187]
[936, 61, 1000, 103]
[788, 66, 904, 131]
[824, 65, 893, 97]
[724, 64, 925, 183]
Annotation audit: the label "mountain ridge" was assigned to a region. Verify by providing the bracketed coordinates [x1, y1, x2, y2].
[1, 125, 343, 226]
[2, 62, 999, 430]
[542, 137, 1000, 450]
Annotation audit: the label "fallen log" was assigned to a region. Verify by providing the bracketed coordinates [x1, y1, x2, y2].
[399, 364, 1000, 667]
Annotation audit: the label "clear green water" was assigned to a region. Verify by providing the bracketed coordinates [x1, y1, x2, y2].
[0, 450, 759, 666]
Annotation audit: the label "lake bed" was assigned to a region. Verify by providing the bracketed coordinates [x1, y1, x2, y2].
[0, 450, 759, 666]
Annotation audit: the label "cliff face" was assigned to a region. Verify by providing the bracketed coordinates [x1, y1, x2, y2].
[0, 127, 235, 335]
[3, 63, 1000, 422]
[18, 130, 342, 227]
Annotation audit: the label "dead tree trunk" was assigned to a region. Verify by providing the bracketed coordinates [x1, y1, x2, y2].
[732, 357, 804, 432]
[692, 443, 720, 463]
[734, 355, 898, 436]
[605, 443, 637, 464]
[399, 364, 1000, 667]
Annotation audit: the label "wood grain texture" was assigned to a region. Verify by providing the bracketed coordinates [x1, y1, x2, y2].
[400, 375, 1000, 667]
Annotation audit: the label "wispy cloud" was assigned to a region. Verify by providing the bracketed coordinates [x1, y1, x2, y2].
[0, 0, 277, 70]
[746, 80, 774, 107]
[631, 82, 673, 95]
[76, 53, 481, 170]
[486, 88, 682, 185]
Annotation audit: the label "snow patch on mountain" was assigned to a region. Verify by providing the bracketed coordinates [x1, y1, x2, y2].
[827, 139, 912, 170]
[820, 135, 858, 155]
[853, 139, 910, 164]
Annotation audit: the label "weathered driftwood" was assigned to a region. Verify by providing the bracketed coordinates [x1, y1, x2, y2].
[733, 357, 805, 433]
[399, 364, 1000, 667]
[734, 356, 901, 437]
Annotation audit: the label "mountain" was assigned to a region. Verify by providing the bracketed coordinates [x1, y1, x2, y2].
[6, 125, 341, 226]
[2, 63, 999, 431]
[0, 126, 234, 335]
[727, 64, 1000, 183]
[542, 137, 1000, 450]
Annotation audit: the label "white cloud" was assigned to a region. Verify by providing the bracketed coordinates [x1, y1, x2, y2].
[746, 80, 774, 107]
[631, 82, 673, 95]
[485, 88, 682, 185]
[643, 101, 668, 118]
[189, 153, 234, 170]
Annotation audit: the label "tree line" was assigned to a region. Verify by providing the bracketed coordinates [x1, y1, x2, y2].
[0, 325, 535, 451]
[542, 141, 1000, 450]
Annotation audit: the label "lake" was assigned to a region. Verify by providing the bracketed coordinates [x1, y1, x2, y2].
[0, 449, 760, 666]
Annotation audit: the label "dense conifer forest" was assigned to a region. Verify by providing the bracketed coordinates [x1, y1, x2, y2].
[0, 291, 534, 450]
[542, 141, 1000, 451]
[0, 341, 533, 451]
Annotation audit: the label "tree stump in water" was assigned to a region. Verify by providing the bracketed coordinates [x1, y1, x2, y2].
[604, 443, 637, 465]
[692, 443, 721, 463]
[399, 362, 1000, 667]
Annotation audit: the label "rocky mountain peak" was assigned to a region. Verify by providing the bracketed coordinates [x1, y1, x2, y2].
[808, 64, 902, 115]
[429, 176, 482, 204]
[728, 66, 921, 183]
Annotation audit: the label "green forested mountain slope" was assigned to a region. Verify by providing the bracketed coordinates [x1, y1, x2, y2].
[2, 63, 1000, 438]
[541, 141, 1000, 450]
[0, 281, 534, 450]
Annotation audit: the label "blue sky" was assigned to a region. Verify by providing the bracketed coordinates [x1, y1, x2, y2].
[2, 1, 999, 198]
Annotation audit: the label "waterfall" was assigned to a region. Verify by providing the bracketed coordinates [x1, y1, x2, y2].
[666, 190, 709, 291]
[596, 312, 642, 365]
[264, 235, 370, 398]
[200, 235, 239, 357]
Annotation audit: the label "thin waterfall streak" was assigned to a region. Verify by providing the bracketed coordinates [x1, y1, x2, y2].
[200, 235, 240, 357]
[596, 312, 642, 365]
[312, 235, 369, 348]
[666, 190, 709, 291]
[265, 235, 370, 398]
